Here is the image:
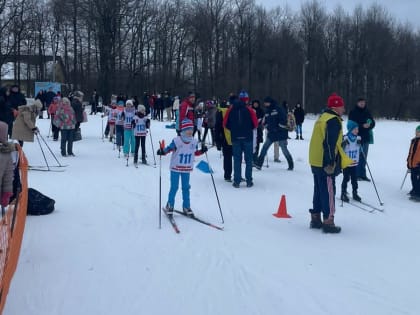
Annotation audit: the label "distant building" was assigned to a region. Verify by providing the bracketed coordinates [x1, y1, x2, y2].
[0, 55, 67, 97]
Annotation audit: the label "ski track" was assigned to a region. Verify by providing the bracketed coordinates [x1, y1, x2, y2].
[4, 115, 420, 315]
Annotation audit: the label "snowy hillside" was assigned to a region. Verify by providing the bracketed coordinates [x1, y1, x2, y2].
[4, 111, 420, 315]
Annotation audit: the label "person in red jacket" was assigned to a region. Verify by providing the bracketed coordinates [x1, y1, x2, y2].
[407, 125, 420, 201]
[177, 92, 196, 134]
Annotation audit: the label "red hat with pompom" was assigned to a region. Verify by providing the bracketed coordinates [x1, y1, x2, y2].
[327, 93, 344, 108]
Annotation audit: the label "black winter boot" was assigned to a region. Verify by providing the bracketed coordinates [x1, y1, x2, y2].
[322, 216, 341, 233]
[309, 212, 323, 229]
[341, 192, 349, 202]
[352, 191, 362, 202]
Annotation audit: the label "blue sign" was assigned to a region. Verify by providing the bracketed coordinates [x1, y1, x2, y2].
[35, 82, 61, 96]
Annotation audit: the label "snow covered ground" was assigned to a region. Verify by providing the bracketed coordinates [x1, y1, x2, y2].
[4, 110, 420, 315]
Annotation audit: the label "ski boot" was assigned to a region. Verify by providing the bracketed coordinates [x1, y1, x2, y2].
[322, 216, 341, 233]
[341, 192, 349, 202]
[142, 158, 147, 165]
[309, 212, 323, 229]
[165, 204, 174, 218]
[352, 191, 361, 202]
[182, 207, 195, 217]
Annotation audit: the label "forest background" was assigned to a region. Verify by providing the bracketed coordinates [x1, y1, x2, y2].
[1, 0, 420, 118]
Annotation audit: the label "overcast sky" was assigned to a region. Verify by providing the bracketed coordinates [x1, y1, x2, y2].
[256, 0, 420, 30]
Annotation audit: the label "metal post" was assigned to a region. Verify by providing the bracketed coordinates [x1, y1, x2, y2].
[302, 60, 309, 110]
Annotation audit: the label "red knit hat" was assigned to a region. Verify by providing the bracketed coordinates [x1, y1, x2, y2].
[327, 93, 344, 108]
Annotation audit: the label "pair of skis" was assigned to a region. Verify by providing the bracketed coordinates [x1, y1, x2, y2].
[28, 164, 68, 172]
[340, 198, 384, 213]
[162, 208, 223, 233]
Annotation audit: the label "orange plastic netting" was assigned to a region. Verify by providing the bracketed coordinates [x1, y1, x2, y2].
[0, 146, 28, 314]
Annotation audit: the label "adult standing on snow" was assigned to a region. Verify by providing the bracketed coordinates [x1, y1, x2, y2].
[293, 103, 305, 140]
[0, 121, 15, 209]
[215, 99, 233, 182]
[53, 97, 76, 156]
[11, 100, 42, 147]
[178, 92, 196, 134]
[71, 91, 84, 131]
[308, 93, 353, 233]
[223, 92, 258, 188]
[254, 97, 294, 171]
[348, 97, 375, 181]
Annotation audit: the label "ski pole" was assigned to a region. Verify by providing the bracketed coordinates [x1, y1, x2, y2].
[47, 121, 52, 138]
[205, 151, 224, 224]
[400, 169, 409, 190]
[38, 133, 64, 166]
[265, 155, 269, 168]
[36, 133, 51, 171]
[149, 127, 157, 167]
[101, 115, 104, 142]
[158, 140, 164, 229]
[361, 147, 384, 206]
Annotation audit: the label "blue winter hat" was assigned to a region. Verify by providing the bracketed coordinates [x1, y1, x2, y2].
[238, 90, 249, 103]
[347, 120, 358, 132]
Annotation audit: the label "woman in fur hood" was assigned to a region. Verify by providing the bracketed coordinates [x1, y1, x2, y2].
[11, 99, 42, 146]
[0, 121, 15, 208]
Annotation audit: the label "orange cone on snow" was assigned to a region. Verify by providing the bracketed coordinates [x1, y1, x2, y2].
[273, 195, 292, 218]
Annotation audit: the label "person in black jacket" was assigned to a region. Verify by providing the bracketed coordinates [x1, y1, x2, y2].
[251, 100, 265, 163]
[0, 88, 14, 138]
[348, 97, 375, 181]
[71, 91, 84, 130]
[293, 103, 305, 140]
[223, 92, 258, 188]
[215, 100, 233, 182]
[7, 85, 27, 111]
[255, 97, 294, 171]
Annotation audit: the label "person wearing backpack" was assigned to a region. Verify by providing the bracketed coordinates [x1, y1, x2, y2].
[274, 101, 295, 161]
[254, 97, 294, 171]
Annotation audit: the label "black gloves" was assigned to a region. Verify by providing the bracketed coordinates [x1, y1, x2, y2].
[157, 149, 165, 155]
[201, 146, 208, 154]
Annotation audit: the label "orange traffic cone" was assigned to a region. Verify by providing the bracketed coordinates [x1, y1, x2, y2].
[273, 195, 292, 218]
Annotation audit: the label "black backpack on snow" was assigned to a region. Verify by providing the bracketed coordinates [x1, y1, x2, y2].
[27, 188, 55, 215]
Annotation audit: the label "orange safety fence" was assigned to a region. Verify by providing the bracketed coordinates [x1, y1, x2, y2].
[0, 145, 28, 314]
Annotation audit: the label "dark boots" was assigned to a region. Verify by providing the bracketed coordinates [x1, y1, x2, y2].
[310, 212, 341, 233]
[352, 191, 361, 202]
[322, 216, 341, 233]
[309, 212, 323, 229]
[341, 191, 349, 202]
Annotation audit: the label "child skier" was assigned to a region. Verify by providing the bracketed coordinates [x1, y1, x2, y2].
[157, 118, 208, 218]
[106, 101, 118, 142]
[341, 120, 362, 202]
[132, 105, 150, 166]
[407, 125, 420, 201]
[122, 100, 136, 158]
[115, 101, 125, 153]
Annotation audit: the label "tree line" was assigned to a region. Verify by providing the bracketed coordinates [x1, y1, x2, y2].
[1, 0, 419, 118]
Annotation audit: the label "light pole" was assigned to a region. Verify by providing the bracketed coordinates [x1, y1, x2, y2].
[302, 60, 309, 110]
